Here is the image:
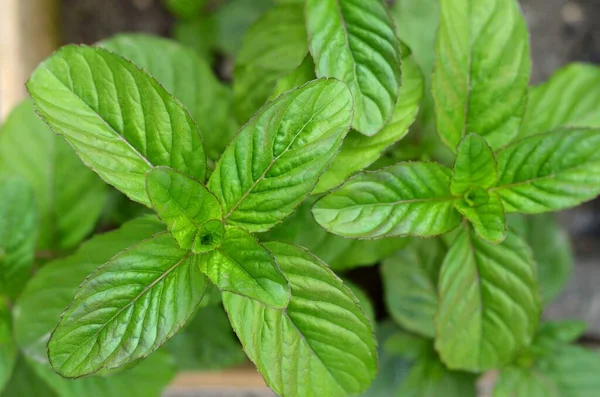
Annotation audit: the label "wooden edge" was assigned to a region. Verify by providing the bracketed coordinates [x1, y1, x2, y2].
[169, 365, 269, 390]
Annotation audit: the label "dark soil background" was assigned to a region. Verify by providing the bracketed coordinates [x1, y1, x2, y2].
[59, 0, 600, 335]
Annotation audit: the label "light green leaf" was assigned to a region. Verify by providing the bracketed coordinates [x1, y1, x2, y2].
[397, 348, 477, 397]
[270, 55, 316, 100]
[509, 214, 573, 302]
[306, 0, 401, 136]
[27, 45, 206, 207]
[197, 226, 289, 308]
[493, 366, 560, 397]
[166, 304, 246, 370]
[381, 238, 446, 338]
[261, 200, 407, 271]
[0, 305, 16, 393]
[454, 191, 507, 243]
[534, 320, 587, 348]
[14, 216, 165, 364]
[0, 100, 107, 250]
[0, 177, 36, 299]
[315, 54, 424, 193]
[101, 34, 237, 162]
[521, 63, 600, 138]
[312, 162, 462, 238]
[0, 357, 56, 397]
[436, 229, 540, 372]
[451, 134, 497, 195]
[209, 78, 353, 232]
[146, 167, 222, 250]
[433, 0, 530, 150]
[492, 128, 600, 213]
[223, 242, 377, 396]
[233, 2, 308, 123]
[47, 232, 208, 378]
[29, 351, 175, 397]
[164, 0, 206, 19]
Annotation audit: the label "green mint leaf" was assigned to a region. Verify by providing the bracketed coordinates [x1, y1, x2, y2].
[146, 167, 222, 251]
[493, 366, 559, 397]
[197, 226, 290, 308]
[306, 0, 401, 136]
[28, 351, 175, 397]
[344, 281, 376, 326]
[270, 55, 316, 100]
[164, 0, 206, 19]
[454, 191, 507, 243]
[0, 177, 37, 300]
[27, 45, 206, 207]
[382, 238, 446, 338]
[315, 53, 425, 193]
[509, 214, 573, 303]
[233, 3, 308, 123]
[533, 320, 587, 350]
[14, 217, 165, 365]
[223, 242, 377, 396]
[0, 100, 107, 250]
[47, 232, 208, 378]
[0, 306, 17, 393]
[451, 134, 497, 195]
[165, 305, 245, 371]
[397, 348, 477, 397]
[0, 357, 57, 397]
[261, 200, 408, 271]
[312, 162, 462, 238]
[492, 128, 600, 213]
[384, 330, 431, 362]
[173, 16, 216, 62]
[209, 78, 353, 232]
[101, 34, 237, 162]
[521, 63, 600, 138]
[433, 0, 530, 151]
[436, 228, 540, 372]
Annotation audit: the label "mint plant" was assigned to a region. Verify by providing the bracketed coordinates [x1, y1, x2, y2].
[2, 0, 600, 395]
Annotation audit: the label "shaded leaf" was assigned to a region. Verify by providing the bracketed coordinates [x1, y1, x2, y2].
[0, 356, 56, 397]
[306, 0, 401, 135]
[270, 55, 316, 100]
[164, 0, 206, 19]
[0, 306, 16, 393]
[27, 45, 206, 207]
[223, 242, 377, 396]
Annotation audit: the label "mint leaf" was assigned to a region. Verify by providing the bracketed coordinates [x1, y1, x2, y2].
[521, 63, 600, 138]
[13, 216, 165, 365]
[382, 238, 446, 338]
[270, 55, 316, 100]
[166, 305, 245, 370]
[101, 34, 237, 162]
[27, 45, 206, 207]
[0, 100, 107, 250]
[345, 281, 376, 325]
[312, 162, 462, 238]
[509, 214, 573, 302]
[436, 229, 540, 371]
[0, 306, 16, 393]
[398, 356, 477, 397]
[493, 366, 559, 397]
[261, 200, 407, 271]
[209, 79, 353, 232]
[223, 242, 377, 396]
[534, 320, 587, 348]
[0, 357, 56, 397]
[385, 330, 431, 362]
[315, 54, 424, 193]
[306, 0, 401, 136]
[433, 0, 530, 150]
[0, 177, 37, 299]
[197, 226, 289, 308]
[454, 191, 507, 243]
[164, 0, 206, 19]
[146, 167, 222, 251]
[492, 128, 600, 213]
[451, 134, 497, 195]
[233, 2, 308, 123]
[47, 232, 208, 377]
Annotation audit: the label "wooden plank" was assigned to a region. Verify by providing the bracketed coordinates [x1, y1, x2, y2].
[0, 0, 59, 121]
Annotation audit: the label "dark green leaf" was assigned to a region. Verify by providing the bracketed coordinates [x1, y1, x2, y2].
[345, 281, 376, 325]
[0, 357, 57, 397]
[146, 166, 222, 250]
[209, 78, 353, 232]
[433, 0, 530, 150]
[382, 238, 446, 338]
[173, 16, 215, 62]
[27, 45, 206, 207]
[313, 162, 462, 238]
[436, 229, 540, 372]
[47, 232, 208, 377]
[306, 0, 401, 136]
[270, 55, 316, 99]
[0, 177, 36, 299]
[0, 305, 16, 393]
[223, 242, 377, 396]
[164, 0, 206, 19]
[0, 100, 107, 250]
[197, 226, 290, 308]
[493, 366, 559, 397]
[534, 320, 587, 349]
[384, 330, 431, 362]
[492, 128, 600, 213]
